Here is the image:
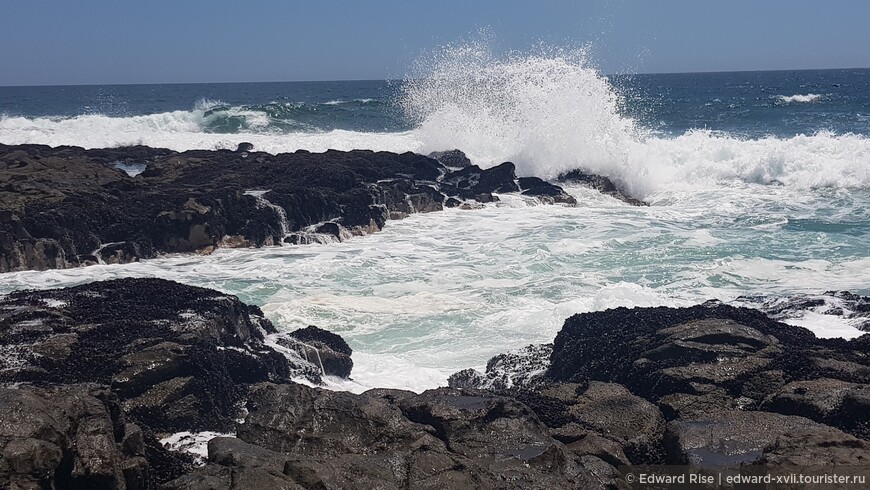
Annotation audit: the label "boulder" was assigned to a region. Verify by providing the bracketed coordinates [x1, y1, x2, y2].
[557, 169, 646, 205]
[276, 325, 354, 378]
[427, 149, 472, 168]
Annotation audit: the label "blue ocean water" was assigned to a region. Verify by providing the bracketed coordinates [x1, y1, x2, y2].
[1, 55, 869, 392]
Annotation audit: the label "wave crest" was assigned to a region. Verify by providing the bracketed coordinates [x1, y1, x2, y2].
[399, 40, 870, 196]
[776, 93, 823, 104]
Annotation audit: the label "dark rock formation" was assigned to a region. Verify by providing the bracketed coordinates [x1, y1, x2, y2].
[275, 325, 354, 378]
[168, 383, 602, 489]
[448, 343, 552, 390]
[541, 302, 870, 464]
[447, 300, 870, 479]
[0, 384, 149, 490]
[427, 149, 472, 168]
[0, 278, 362, 488]
[739, 290, 870, 331]
[1, 144, 585, 273]
[5, 273, 870, 487]
[558, 168, 647, 206]
[0, 278, 296, 434]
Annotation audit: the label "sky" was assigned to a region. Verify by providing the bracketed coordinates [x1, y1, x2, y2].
[1, 0, 869, 86]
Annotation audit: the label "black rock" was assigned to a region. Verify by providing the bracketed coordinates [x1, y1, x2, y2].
[448, 344, 552, 391]
[518, 177, 577, 204]
[230, 382, 599, 489]
[557, 169, 646, 205]
[0, 278, 294, 433]
[275, 326, 354, 378]
[235, 142, 254, 153]
[0, 384, 151, 490]
[428, 149, 472, 168]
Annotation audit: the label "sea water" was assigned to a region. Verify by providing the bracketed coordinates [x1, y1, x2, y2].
[2, 44, 869, 392]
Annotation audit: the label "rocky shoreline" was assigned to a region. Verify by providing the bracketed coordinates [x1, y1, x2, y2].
[2, 278, 869, 488]
[0, 143, 647, 273]
[2, 144, 869, 488]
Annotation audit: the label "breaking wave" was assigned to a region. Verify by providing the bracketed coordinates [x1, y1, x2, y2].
[399, 41, 870, 197]
[776, 93, 823, 104]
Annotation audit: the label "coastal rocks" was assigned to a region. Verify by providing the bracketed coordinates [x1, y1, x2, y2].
[448, 343, 552, 390]
[665, 410, 870, 466]
[548, 303, 824, 396]
[558, 168, 647, 206]
[427, 149, 472, 168]
[219, 383, 596, 489]
[760, 378, 870, 438]
[275, 325, 354, 378]
[544, 303, 870, 462]
[0, 278, 368, 487]
[454, 301, 870, 474]
[0, 384, 148, 490]
[0, 278, 295, 433]
[738, 290, 870, 331]
[1, 144, 588, 273]
[518, 177, 578, 204]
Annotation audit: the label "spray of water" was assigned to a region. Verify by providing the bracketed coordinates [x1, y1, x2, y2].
[401, 40, 642, 180]
[399, 39, 870, 198]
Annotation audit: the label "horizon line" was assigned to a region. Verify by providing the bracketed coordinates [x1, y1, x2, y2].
[2, 66, 869, 88]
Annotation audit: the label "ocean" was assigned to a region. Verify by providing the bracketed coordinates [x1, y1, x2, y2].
[2, 49, 869, 392]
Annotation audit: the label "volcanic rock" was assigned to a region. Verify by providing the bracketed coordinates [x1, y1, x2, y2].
[1, 144, 588, 273]
[0, 278, 295, 433]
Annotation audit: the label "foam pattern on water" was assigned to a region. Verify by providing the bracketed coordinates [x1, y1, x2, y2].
[1, 185, 866, 392]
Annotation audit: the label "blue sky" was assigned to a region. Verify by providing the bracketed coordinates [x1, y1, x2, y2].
[2, 0, 869, 85]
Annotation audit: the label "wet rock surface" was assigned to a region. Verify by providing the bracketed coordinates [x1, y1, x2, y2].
[738, 290, 870, 331]
[446, 300, 870, 479]
[1, 144, 585, 273]
[183, 383, 599, 490]
[275, 325, 354, 378]
[0, 278, 296, 434]
[558, 168, 647, 206]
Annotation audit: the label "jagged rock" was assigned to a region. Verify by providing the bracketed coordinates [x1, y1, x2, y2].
[558, 168, 646, 205]
[235, 383, 597, 489]
[552, 305, 836, 392]
[276, 325, 354, 378]
[428, 149, 472, 168]
[163, 437, 298, 489]
[1, 144, 596, 273]
[665, 410, 870, 466]
[447, 344, 552, 390]
[761, 378, 870, 438]
[440, 162, 520, 197]
[0, 278, 294, 433]
[518, 177, 577, 204]
[0, 384, 148, 490]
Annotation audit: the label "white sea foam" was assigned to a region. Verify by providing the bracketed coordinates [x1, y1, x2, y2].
[399, 42, 870, 197]
[776, 93, 823, 104]
[2, 184, 865, 392]
[160, 431, 233, 465]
